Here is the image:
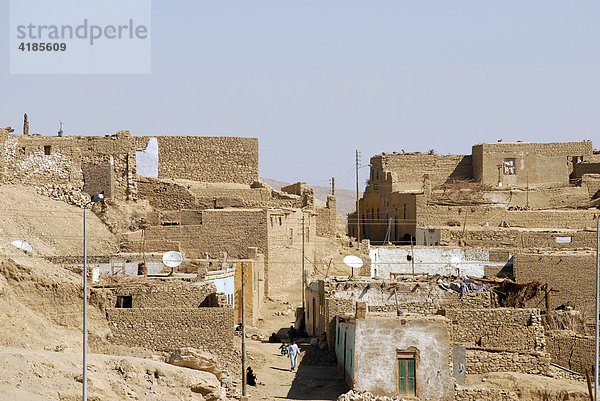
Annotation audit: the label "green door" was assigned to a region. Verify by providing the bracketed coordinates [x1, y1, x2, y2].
[398, 358, 416, 395]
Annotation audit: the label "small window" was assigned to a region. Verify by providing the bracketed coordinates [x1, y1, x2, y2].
[116, 295, 132, 308]
[44, 145, 51, 155]
[503, 158, 516, 175]
[279, 217, 282, 226]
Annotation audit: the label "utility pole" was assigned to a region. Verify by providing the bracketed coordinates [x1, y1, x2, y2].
[331, 177, 335, 196]
[356, 150, 361, 249]
[526, 172, 530, 209]
[241, 262, 247, 397]
[595, 216, 599, 401]
[301, 214, 306, 312]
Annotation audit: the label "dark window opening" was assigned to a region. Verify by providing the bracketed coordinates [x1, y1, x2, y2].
[503, 158, 516, 175]
[116, 295, 132, 308]
[44, 145, 51, 155]
[161, 221, 181, 226]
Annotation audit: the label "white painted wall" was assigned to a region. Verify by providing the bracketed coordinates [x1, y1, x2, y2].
[353, 317, 453, 399]
[136, 137, 159, 178]
[370, 247, 495, 278]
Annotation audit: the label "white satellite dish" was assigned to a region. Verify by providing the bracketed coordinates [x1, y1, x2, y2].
[162, 251, 183, 268]
[343, 255, 364, 269]
[11, 240, 32, 252]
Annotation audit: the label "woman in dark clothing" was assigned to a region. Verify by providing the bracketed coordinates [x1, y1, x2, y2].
[246, 367, 257, 386]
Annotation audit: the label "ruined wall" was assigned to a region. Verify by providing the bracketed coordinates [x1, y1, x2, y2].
[137, 177, 305, 211]
[325, 280, 490, 316]
[139, 136, 259, 185]
[106, 307, 234, 353]
[1, 132, 136, 202]
[353, 317, 454, 399]
[321, 279, 490, 349]
[417, 196, 599, 229]
[441, 228, 599, 250]
[316, 195, 344, 237]
[136, 177, 199, 210]
[446, 308, 546, 352]
[368, 153, 473, 193]
[513, 253, 596, 315]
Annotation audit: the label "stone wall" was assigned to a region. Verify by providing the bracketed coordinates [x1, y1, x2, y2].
[1, 131, 137, 202]
[325, 298, 354, 350]
[266, 209, 317, 296]
[545, 331, 594, 374]
[94, 281, 217, 309]
[416, 196, 599, 229]
[321, 279, 491, 350]
[440, 228, 599, 250]
[473, 141, 593, 186]
[316, 195, 344, 237]
[513, 252, 596, 315]
[137, 177, 305, 211]
[141, 136, 259, 185]
[582, 173, 600, 198]
[465, 349, 549, 375]
[200, 209, 268, 261]
[368, 153, 472, 193]
[446, 308, 545, 352]
[119, 225, 202, 257]
[106, 306, 234, 353]
[455, 388, 519, 401]
[82, 162, 115, 201]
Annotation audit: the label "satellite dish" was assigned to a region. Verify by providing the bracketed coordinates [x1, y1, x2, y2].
[343, 255, 363, 269]
[11, 240, 32, 252]
[162, 251, 183, 268]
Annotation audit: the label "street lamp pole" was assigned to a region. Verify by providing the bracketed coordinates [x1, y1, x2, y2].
[83, 193, 104, 401]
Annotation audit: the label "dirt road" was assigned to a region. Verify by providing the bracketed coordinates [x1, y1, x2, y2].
[245, 339, 347, 401]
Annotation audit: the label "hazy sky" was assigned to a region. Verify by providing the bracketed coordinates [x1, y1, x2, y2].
[2, 1, 599, 190]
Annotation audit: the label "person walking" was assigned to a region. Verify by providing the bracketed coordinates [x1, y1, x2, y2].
[287, 340, 300, 371]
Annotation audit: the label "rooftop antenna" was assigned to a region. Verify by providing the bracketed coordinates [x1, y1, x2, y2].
[58, 121, 64, 137]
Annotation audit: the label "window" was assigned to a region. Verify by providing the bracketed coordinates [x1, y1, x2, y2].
[116, 295, 132, 308]
[397, 351, 416, 396]
[503, 158, 516, 175]
[44, 145, 51, 155]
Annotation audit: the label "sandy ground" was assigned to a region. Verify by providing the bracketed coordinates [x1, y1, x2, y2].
[243, 299, 348, 401]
